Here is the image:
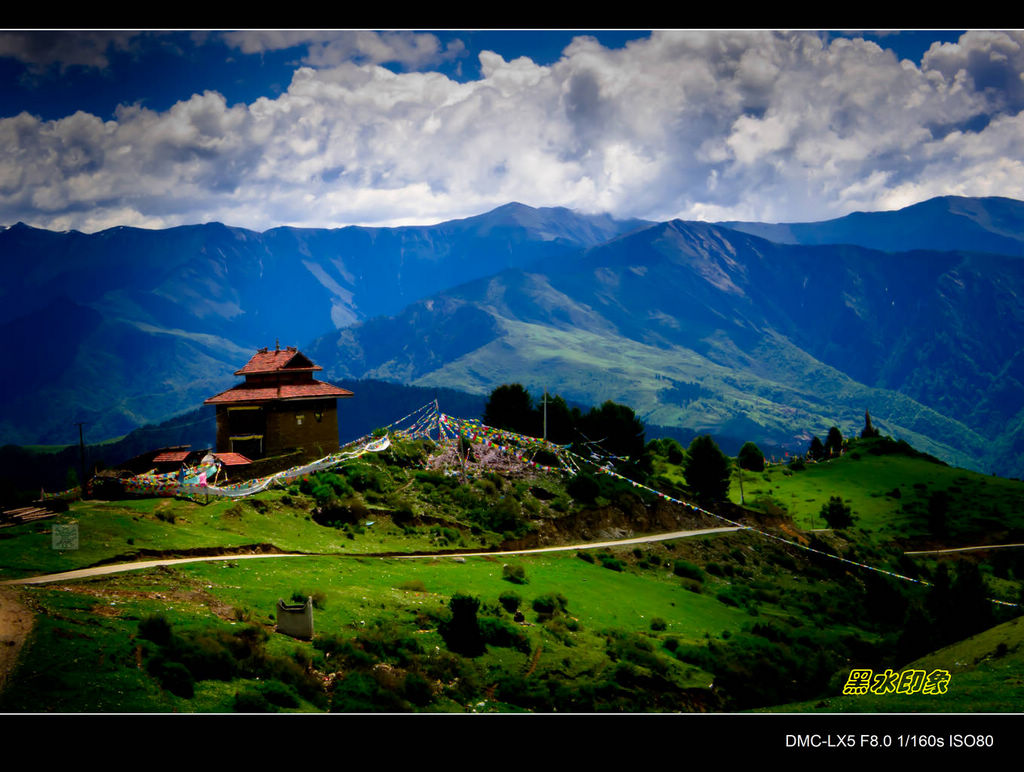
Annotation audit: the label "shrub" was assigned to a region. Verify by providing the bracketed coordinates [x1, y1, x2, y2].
[138, 614, 172, 645]
[567, 472, 600, 504]
[673, 559, 704, 582]
[576, 550, 595, 563]
[650, 618, 667, 631]
[147, 658, 195, 698]
[439, 593, 486, 657]
[600, 555, 625, 572]
[532, 593, 569, 620]
[234, 688, 274, 713]
[498, 590, 522, 614]
[260, 680, 300, 709]
[479, 617, 531, 653]
[390, 497, 416, 524]
[402, 672, 435, 707]
[502, 564, 528, 585]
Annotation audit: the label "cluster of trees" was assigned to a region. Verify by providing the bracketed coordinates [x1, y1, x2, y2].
[807, 426, 845, 461]
[482, 384, 645, 460]
[482, 386, 897, 521]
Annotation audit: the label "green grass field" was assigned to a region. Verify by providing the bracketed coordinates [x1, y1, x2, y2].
[731, 439, 1024, 545]
[1, 433, 1022, 714]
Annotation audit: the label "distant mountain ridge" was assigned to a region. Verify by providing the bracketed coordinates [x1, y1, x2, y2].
[0, 205, 646, 445]
[722, 196, 1024, 256]
[5, 195, 1024, 478]
[307, 212, 1024, 475]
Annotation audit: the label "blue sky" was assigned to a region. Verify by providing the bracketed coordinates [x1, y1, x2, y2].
[3, 29, 1020, 233]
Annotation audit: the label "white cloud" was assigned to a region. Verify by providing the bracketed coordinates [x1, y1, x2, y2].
[0, 31, 139, 72]
[5, 30, 1024, 232]
[221, 30, 464, 71]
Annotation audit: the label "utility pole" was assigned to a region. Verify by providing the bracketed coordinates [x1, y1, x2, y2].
[736, 459, 744, 505]
[75, 422, 87, 499]
[543, 388, 548, 442]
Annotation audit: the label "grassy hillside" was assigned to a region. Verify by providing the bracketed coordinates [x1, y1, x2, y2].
[0, 431, 1021, 714]
[730, 436, 1024, 547]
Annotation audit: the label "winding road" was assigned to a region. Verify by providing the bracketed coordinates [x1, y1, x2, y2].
[0, 526, 745, 586]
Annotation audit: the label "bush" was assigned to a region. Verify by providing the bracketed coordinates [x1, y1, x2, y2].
[599, 555, 625, 572]
[532, 593, 569, 620]
[650, 618, 667, 632]
[147, 658, 195, 698]
[479, 617, 531, 653]
[260, 680, 300, 709]
[502, 564, 528, 585]
[498, 591, 522, 614]
[138, 614, 172, 645]
[402, 672, 435, 707]
[439, 593, 486, 657]
[567, 473, 601, 504]
[234, 688, 275, 713]
[673, 559, 704, 582]
[390, 497, 416, 524]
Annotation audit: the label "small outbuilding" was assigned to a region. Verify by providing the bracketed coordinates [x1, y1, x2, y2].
[276, 597, 314, 640]
[204, 345, 353, 460]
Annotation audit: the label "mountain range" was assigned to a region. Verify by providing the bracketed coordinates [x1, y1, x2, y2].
[5, 195, 1024, 477]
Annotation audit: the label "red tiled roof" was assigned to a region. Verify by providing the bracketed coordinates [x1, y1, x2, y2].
[204, 380, 354, 405]
[152, 450, 191, 463]
[213, 452, 252, 466]
[234, 347, 321, 376]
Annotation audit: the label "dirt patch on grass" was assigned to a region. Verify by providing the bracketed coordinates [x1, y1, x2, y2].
[46, 576, 240, 623]
[0, 587, 35, 694]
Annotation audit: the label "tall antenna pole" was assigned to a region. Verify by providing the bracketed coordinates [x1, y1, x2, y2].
[75, 422, 87, 498]
[542, 388, 552, 442]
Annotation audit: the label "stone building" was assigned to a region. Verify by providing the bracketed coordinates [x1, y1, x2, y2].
[204, 345, 352, 460]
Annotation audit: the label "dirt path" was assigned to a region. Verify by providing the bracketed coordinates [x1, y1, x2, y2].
[904, 542, 1024, 555]
[0, 587, 34, 694]
[0, 526, 744, 586]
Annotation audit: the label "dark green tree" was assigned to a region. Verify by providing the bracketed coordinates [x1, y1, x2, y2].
[482, 384, 536, 436]
[648, 437, 685, 465]
[825, 426, 843, 457]
[819, 495, 853, 529]
[808, 436, 825, 461]
[682, 435, 732, 503]
[927, 490, 950, 539]
[861, 410, 881, 439]
[538, 394, 579, 444]
[950, 561, 995, 637]
[439, 592, 486, 657]
[737, 441, 765, 472]
[577, 400, 646, 459]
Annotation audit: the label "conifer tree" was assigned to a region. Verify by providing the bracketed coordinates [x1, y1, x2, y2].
[737, 441, 765, 471]
[861, 410, 881, 439]
[825, 426, 843, 456]
[682, 435, 732, 503]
